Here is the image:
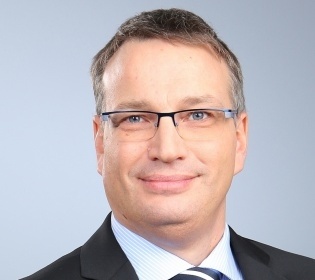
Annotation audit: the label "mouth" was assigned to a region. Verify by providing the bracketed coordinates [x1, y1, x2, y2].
[138, 174, 198, 194]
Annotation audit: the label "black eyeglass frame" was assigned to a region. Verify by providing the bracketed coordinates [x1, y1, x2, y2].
[100, 108, 238, 127]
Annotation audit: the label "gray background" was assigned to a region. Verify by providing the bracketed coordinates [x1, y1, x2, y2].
[1, 1, 314, 279]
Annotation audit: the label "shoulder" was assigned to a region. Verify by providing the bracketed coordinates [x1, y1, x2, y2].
[252, 239, 315, 272]
[229, 227, 315, 279]
[19, 215, 136, 280]
[20, 247, 83, 280]
[250, 238, 315, 277]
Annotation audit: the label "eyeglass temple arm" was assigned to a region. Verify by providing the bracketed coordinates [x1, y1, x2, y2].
[224, 110, 237, 119]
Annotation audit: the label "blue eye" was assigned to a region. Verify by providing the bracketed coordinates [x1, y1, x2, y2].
[128, 116, 142, 123]
[191, 112, 205, 120]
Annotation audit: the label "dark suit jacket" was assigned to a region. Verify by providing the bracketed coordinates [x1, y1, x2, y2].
[21, 214, 315, 280]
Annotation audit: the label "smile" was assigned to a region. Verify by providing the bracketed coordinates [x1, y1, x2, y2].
[138, 175, 197, 194]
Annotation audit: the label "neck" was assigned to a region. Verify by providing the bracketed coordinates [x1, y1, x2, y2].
[114, 207, 226, 265]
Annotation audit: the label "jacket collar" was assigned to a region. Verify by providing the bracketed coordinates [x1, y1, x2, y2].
[230, 227, 287, 280]
[80, 214, 138, 280]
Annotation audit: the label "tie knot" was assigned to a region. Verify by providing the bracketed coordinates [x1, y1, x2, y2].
[171, 267, 222, 280]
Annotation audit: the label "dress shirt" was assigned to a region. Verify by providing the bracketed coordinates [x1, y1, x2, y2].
[111, 214, 243, 280]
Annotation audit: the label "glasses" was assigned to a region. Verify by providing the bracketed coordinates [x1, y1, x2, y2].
[100, 108, 237, 141]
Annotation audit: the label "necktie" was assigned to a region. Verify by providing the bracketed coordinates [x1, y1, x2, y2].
[170, 267, 222, 280]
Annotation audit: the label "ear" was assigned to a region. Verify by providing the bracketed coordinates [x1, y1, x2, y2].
[93, 116, 104, 175]
[234, 112, 248, 175]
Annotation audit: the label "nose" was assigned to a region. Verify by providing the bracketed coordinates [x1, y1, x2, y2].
[148, 116, 188, 163]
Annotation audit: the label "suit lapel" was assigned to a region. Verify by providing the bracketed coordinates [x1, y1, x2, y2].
[229, 227, 286, 280]
[80, 214, 138, 280]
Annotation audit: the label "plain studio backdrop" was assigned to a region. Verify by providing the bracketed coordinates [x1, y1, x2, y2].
[1, 1, 314, 279]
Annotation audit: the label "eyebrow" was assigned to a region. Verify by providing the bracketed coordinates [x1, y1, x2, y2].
[179, 95, 224, 108]
[114, 100, 152, 110]
[112, 94, 224, 111]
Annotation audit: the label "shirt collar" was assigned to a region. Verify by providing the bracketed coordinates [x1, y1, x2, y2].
[199, 224, 243, 280]
[111, 213, 242, 280]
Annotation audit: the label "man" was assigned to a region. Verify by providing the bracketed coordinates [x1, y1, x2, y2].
[22, 8, 315, 280]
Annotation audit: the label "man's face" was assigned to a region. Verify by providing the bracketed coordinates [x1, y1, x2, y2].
[94, 39, 247, 240]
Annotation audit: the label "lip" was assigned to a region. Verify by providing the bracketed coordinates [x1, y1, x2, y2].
[138, 174, 197, 194]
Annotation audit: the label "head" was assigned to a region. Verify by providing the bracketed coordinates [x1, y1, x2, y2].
[92, 8, 248, 249]
[91, 8, 245, 116]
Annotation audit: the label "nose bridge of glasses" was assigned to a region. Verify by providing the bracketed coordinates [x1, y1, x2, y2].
[156, 112, 177, 127]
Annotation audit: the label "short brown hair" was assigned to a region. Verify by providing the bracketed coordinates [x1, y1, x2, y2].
[91, 8, 245, 115]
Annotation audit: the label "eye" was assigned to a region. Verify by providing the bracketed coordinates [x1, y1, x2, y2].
[127, 115, 143, 123]
[109, 113, 147, 127]
[190, 111, 208, 120]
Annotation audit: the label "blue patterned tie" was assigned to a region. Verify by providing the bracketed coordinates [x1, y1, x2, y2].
[170, 267, 222, 280]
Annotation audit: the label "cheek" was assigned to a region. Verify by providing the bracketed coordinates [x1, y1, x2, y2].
[102, 140, 148, 214]
[192, 135, 237, 187]
[103, 139, 146, 181]
[193, 139, 236, 166]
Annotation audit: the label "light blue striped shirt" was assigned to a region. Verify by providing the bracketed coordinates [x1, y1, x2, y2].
[111, 214, 243, 280]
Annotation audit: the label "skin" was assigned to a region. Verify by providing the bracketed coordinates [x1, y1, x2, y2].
[93, 39, 248, 265]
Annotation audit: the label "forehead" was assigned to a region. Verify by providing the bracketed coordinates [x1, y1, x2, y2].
[103, 39, 231, 110]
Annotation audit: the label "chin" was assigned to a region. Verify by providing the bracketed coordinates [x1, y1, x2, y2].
[138, 204, 196, 227]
